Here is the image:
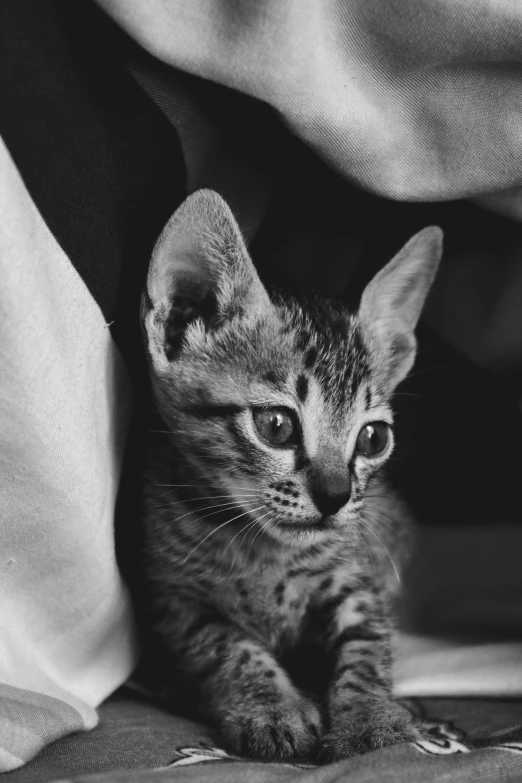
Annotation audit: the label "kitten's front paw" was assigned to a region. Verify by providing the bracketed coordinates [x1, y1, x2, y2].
[320, 701, 422, 762]
[220, 694, 322, 760]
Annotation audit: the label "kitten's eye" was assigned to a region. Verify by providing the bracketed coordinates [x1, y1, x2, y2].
[355, 422, 390, 457]
[253, 408, 295, 447]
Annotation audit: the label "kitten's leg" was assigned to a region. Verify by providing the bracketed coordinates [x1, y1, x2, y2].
[161, 602, 322, 759]
[320, 589, 421, 761]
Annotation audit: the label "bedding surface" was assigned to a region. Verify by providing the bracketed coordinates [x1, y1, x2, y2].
[4, 686, 522, 783]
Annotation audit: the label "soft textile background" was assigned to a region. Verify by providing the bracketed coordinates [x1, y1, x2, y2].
[97, 0, 522, 211]
[0, 141, 138, 771]
[0, 0, 186, 770]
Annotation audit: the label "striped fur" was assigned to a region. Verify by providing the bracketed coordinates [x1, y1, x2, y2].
[141, 190, 442, 761]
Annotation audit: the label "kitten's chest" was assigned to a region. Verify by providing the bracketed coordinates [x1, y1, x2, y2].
[231, 548, 357, 647]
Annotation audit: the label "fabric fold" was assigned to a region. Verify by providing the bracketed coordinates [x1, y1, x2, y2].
[0, 139, 138, 771]
[97, 0, 522, 207]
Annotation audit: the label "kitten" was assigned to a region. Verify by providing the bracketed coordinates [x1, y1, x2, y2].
[140, 189, 442, 762]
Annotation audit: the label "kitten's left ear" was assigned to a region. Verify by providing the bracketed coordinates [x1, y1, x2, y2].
[358, 227, 443, 390]
[143, 189, 272, 370]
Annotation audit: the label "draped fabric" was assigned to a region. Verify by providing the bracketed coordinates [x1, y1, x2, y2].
[97, 0, 522, 214]
[0, 0, 185, 769]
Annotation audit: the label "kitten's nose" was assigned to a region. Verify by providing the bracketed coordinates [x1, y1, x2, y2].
[309, 467, 351, 516]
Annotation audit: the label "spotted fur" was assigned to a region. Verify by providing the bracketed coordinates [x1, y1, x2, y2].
[140, 190, 442, 761]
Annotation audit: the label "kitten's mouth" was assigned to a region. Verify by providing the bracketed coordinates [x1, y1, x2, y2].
[264, 514, 340, 547]
[318, 514, 334, 528]
[315, 514, 342, 531]
[279, 514, 332, 531]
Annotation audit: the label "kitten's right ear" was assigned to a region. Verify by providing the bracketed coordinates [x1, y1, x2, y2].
[142, 189, 271, 370]
[358, 226, 443, 391]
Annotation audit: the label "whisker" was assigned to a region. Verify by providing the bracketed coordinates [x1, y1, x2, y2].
[359, 514, 401, 585]
[149, 492, 263, 510]
[405, 363, 452, 381]
[243, 510, 272, 563]
[180, 506, 266, 565]
[363, 504, 402, 529]
[363, 493, 403, 502]
[240, 512, 274, 576]
[151, 500, 257, 535]
[155, 482, 262, 491]
[174, 499, 260, 526]
[355, 523, 378, 580]
[221, 514, 261, 563]
[151, 473, 264, 498]
[229, 517, 263, 571]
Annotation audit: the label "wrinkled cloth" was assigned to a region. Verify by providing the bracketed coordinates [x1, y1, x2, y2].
[0, 0, 185, 769]
[97, 0, 522, 213]
[0, 140, 137, 772]
[7, 687, 522, 783]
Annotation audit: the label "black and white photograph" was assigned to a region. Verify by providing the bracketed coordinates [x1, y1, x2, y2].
[1, 2, 522, 782]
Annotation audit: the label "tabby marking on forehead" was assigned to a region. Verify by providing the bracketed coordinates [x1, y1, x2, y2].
[279, 295, 371, 410]
[296, 374, 309, 403]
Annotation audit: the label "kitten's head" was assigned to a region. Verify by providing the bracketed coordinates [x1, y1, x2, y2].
[142, 190, 442, 548]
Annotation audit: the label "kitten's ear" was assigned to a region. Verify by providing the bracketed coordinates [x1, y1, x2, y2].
[143, 189, 271, 368]
[358, 227, 443, 390]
